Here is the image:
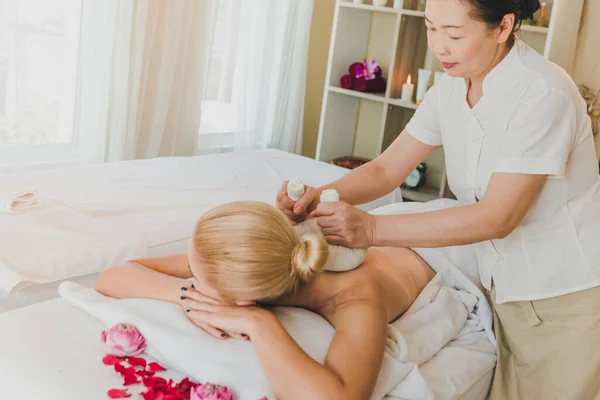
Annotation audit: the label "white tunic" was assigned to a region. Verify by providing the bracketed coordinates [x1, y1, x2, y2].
[406, 39, 600, 304]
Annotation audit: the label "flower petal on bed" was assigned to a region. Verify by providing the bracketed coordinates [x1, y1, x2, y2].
[107, 388, 131, 398]
[126, 356, 147, 368]
[102, 354, 122, 366]
[147, 361, 167, 373]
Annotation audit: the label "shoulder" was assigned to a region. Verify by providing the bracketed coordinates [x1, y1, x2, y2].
[513, 40, 586, 116]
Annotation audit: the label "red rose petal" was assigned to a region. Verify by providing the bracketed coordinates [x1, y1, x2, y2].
[147, 362, 167, 372]
[162, 394, 183, 400]
[143, 376, 168, 390]
[126, 356, 147, 368]
[141, 388, 156, 400]
[123, 373, 142, 386]
[114, 363, 136, 378]
[107, 389, 131, 399]
[102, 354, 122, 366]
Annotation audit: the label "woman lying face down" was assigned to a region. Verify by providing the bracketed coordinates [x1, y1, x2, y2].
[95, 201, 435, 400]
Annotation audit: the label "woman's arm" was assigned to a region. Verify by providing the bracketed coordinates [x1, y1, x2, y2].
[94, 254, 191, 302]
[373, 172, 548, 247]
[311, 132, 436, 208]
[190, 284, 388, 400]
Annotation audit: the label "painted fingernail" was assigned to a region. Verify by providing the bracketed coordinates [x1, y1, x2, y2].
[181, 287, 188, 291]
[186, 309, 190, 313]
[180, 296, 186, 300]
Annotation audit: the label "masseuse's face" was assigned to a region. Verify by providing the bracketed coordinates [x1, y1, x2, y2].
[424, 0, 512, 78]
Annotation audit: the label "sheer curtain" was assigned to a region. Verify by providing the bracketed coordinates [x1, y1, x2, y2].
[0, 0, 216, 170]
[197, 0, 314, 155]
[78, 0, 216, 163]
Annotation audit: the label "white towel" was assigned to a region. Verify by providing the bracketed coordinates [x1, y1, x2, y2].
[1, 189, 41, 213]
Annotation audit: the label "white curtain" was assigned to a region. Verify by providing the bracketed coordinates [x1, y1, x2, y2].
[77, 0, 216, 163]
[0, 0, 215, 169]
[198, 0, 314, 155]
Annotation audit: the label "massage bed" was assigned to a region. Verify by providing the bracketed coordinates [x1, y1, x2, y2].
[0, 150, 496, 399]
[0, 244, 496, 400]
[0, 149, 401, 312]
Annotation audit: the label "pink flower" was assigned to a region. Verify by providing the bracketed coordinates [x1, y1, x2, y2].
[190, 383, 235, 400]
[101, 323, 147, 357]
[353, 59, 379, 81]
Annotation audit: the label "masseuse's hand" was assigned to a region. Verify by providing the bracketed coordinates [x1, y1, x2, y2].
[276, 181, 320, 224]
[311, 201, 376, 248]
[178, 281, 248, 341]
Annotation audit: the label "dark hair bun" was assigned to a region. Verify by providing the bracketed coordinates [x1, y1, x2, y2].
[522, 0, 541, 20]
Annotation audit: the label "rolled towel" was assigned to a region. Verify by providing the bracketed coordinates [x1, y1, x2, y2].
[1, 190, 41, 213]
[354, 76, 387, 93]
[340, 74, 354, 90]
[349, 62, 363, 77]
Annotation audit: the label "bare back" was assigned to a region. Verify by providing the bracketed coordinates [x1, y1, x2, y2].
[273, 247, 435, 400]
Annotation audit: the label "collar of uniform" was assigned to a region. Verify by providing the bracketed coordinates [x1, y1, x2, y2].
[461, 38, 523, 97]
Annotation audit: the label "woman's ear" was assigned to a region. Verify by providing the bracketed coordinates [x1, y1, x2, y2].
[235, 300, 256, 306]
[496, 13, 515, 43]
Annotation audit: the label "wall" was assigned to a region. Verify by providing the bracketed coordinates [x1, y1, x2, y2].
[302, 0, 600, 159]
[301, 0, 335, 158]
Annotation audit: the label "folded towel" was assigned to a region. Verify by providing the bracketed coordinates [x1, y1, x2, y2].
[354, 76, 386, 93]
[340, 74, 354, 90]
[1, 190, 41, 213]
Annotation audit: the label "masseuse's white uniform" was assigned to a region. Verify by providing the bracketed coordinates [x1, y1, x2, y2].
[406, 38, 600, 399]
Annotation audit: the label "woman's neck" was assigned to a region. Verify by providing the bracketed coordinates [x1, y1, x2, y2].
[467, 38, 514, 105]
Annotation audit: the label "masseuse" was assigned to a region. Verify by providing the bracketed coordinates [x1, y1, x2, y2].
[277, 0, 600, 398]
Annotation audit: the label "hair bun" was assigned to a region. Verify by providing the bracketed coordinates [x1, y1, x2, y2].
[291, 233, 329, 282]
[523, 0, 541, 19]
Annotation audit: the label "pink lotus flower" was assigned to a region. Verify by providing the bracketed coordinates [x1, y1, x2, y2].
[190, 383, 235, 400]
[101, 323, 147, 357]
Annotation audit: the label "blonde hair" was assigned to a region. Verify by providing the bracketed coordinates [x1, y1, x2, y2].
[192, 201, 329, 302]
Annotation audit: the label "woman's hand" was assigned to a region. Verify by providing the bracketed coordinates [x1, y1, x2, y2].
[178, 282, 250, 341]
[311, 201, 376, 248]
[183, 294, 274, 341]
[276, 181, 320, 223]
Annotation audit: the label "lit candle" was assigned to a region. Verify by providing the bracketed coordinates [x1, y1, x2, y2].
[401, 74, 414, 103]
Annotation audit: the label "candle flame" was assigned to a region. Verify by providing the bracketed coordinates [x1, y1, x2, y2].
[407, 74, 412, 84]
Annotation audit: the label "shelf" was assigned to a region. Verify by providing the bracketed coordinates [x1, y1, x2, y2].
[339, 2, 400, 14]
[329, 86, 387, 103]
[400, 10, 425, 17]
[401, 185, 440, 202]
[387, 97, 418, 110]
[520, 25, 549, 34]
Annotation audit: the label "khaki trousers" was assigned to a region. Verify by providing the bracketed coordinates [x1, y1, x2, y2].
[487, 285, 600, 400]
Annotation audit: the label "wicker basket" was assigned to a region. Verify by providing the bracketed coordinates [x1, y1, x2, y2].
[330, 155, 372, 170]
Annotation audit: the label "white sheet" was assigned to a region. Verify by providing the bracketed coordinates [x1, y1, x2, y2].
[52, 246, 495, 400]
[0, 246, 495, 400]
[0, 149, 402, 299]
[0, 244, 495, 400]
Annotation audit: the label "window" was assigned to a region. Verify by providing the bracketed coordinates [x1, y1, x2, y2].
[0, 0, 82, 167]
[197, 0, 236, 154]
